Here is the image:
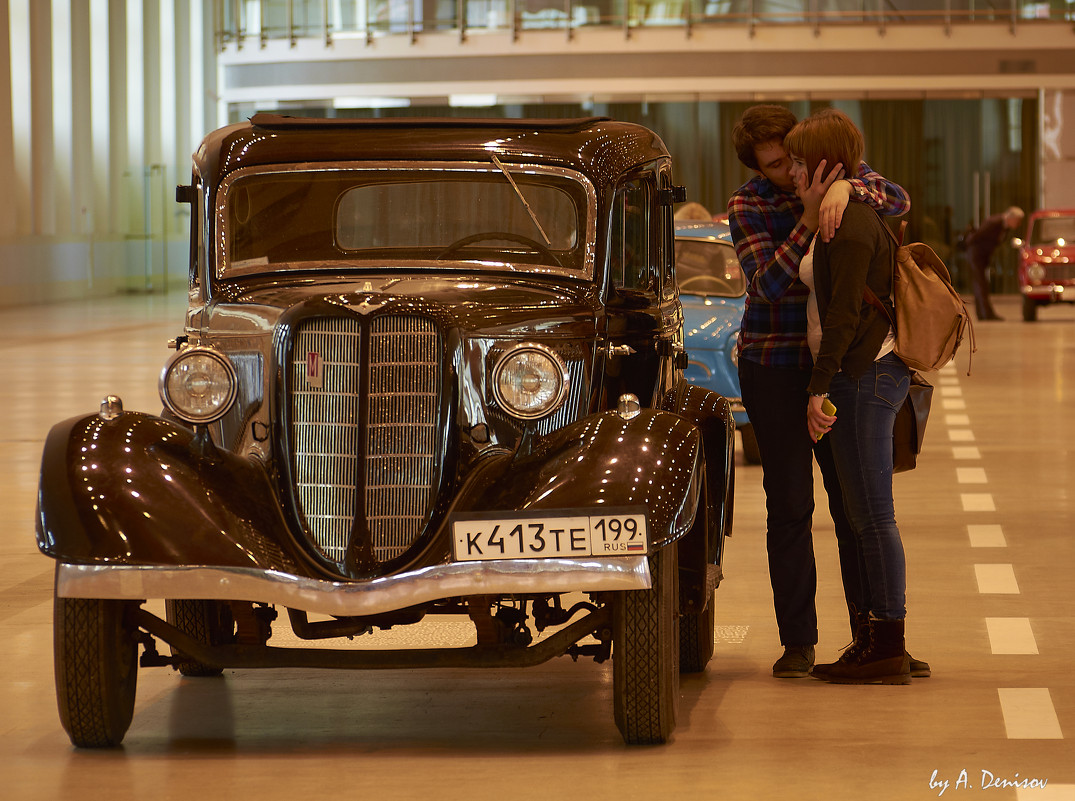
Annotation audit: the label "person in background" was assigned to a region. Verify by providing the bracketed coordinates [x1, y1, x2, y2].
[965, 206, 1025, 321]
[727, 104, 929, 680]
[790, 107, 913, 684]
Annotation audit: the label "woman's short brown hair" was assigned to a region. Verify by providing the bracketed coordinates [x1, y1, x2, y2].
[783, 108, 864, 179]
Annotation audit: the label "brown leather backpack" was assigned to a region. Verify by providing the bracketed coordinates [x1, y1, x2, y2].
[865, 215, 976, 375]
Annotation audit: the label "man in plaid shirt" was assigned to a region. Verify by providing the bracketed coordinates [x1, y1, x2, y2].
[727, 105, 922, 679]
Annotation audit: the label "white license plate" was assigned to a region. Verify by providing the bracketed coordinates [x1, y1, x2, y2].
[451, 510, 648, 562]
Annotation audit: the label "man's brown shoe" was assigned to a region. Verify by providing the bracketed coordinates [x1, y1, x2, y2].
[773, 645, 814, 678]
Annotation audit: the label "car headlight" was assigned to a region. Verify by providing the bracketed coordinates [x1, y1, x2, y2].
[159, 346, 238, 424]
[491, 343, 568, 420]
[1028, 264, 1046, 283]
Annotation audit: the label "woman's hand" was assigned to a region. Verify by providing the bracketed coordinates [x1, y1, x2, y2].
[796, 159, 845, 233]
[807, 394, 837, 443]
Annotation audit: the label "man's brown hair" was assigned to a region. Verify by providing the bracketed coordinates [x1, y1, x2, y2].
[784, 108, 864, 179]
[731, 104, 798, 171]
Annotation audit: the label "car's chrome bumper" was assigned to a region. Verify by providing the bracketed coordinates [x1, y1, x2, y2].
[55, 557, 652, 617]
[1023, 284, 1075, 303]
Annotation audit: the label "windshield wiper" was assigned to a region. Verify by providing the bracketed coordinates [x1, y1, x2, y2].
[490, 153, 552, 247]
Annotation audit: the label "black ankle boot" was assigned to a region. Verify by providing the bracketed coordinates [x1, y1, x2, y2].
[822, 616, 911, 685]
[811, 613, 869, 680]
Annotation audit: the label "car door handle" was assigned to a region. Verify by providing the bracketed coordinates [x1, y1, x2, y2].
[608, 344, 636, 357]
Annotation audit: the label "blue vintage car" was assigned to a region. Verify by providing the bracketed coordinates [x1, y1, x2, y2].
[675, 219, 759, 464]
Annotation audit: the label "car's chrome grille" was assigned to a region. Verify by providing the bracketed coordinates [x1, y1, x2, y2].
[290, 315, 441, 567]
[1042, 263, 1075, 282]
[291, 319, 363, 563]
[366, 316, 440, 562]
[532, 356, 586, 436]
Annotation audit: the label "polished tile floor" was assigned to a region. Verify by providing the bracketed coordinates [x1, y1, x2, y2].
[2, 292, 1073, 801]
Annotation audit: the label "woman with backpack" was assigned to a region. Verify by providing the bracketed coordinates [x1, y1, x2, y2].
[788, 108, 914, 685]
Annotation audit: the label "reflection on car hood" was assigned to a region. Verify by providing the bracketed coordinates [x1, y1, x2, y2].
[208, 273, 601, 336]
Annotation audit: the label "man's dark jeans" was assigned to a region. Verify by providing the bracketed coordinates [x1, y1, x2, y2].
[739, 357, 863, 646]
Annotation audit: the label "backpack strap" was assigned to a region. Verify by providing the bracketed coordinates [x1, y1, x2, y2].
[864, 210, 902, 326]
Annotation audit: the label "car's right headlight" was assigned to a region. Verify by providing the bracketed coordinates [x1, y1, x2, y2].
[159, 346, 238, 424]
[491, 343, 568, 420]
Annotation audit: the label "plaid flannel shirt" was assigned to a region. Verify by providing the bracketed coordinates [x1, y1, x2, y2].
[728, 163, 911, 369]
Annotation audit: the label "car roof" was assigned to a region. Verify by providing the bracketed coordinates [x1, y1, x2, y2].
[674, 219, 733, 244]
[192, 114, 671, 190]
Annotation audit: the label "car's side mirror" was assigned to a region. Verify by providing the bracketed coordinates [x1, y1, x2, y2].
[176, 184, 196, 205]
[658, 186, 687, 206]
[607, 285, 658, 310]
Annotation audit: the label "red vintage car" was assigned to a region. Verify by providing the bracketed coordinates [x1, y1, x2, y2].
[1015, 208, 1075, 321]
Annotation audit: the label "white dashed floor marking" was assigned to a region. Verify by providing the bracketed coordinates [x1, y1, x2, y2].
[1016, 785, 1075, 800]
[998, 689, 1064, 739]
[968, 524, 1007, 548]
[975, 564, 1020, 594]
[957, 467, 988, 484]
[962, 493, 995, 511]
[941, 367, 1065, 752]
[986, 617, 1038, 654]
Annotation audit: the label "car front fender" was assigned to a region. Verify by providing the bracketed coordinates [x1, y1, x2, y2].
[36, 410, 302, 570]
[452, 407, 703, 550]
[661, 380, 735, 611]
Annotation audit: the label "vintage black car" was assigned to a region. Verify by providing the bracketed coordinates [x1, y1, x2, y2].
[36, 115, 734, 748]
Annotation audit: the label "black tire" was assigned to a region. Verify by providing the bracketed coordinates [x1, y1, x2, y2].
[164, 599, 234, 677]
[1022, 295, 1038, 322]
[739, 423, 762, 465]
[54, 594, 139, 748]
[679, 588, 715, 674]
[613, 547, 680, 745]
[678, 461, 716, 674]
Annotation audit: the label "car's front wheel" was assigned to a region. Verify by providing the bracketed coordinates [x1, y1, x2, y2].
[613, 546, 679, 745]
[54, 591, 139, 748]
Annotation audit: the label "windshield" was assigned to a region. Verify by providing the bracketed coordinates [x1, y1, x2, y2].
[218, 164, 594, 279]
[1031, 215, 1075, 246]
[675, 237, 746, 298]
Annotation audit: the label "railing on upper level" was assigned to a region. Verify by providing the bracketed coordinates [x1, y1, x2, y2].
[215, 0, 1075, 48]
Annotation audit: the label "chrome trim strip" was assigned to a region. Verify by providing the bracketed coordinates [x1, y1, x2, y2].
[55, 557, 651, 617]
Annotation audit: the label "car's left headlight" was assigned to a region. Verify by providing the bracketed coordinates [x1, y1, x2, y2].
[491, 343, 568, 420]
[159, 346, 238, 424]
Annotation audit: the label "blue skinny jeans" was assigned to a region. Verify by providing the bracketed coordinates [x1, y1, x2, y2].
[826, 353, 910, 620]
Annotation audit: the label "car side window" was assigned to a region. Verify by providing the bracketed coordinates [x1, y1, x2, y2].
[608, 176, 655, 295]
[658, 173, 676, 302]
